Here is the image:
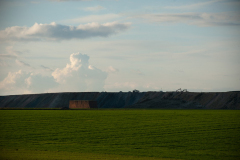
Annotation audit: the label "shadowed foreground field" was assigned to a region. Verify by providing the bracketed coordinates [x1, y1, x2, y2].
[0, 110, 239, 160]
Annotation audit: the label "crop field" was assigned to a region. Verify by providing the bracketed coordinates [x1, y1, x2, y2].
[0, 110, 239, 160]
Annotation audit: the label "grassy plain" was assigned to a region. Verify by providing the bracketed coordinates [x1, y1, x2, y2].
[0, 110, 239, 160]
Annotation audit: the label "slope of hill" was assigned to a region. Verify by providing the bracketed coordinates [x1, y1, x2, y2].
[0, 91, 239, 109]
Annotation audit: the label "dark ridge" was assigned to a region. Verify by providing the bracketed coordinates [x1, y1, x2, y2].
[0, 91, 239, 109]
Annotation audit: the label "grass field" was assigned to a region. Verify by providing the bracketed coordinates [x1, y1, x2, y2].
[0, 110, 239, 160]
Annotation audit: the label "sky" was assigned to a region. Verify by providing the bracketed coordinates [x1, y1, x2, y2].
[0, 0, 239, 95]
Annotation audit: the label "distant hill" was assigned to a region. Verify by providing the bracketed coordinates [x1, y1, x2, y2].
[0, 91, 239, 109]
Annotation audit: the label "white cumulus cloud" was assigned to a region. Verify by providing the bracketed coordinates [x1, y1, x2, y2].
[0, 22, 131, 42]
[52, 53, 89, 83]
[52, 52, 107, 92]
[0, 70, 23, 91]
[0, 70, 57, 95]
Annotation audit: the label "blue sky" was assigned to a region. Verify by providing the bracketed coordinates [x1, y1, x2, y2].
[0, 0, 239, 95]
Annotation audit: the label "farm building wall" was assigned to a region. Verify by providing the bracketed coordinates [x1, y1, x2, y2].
[69, 100, 98, 109]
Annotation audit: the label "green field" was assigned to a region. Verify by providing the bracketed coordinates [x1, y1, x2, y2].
[0, 110, 239, 160]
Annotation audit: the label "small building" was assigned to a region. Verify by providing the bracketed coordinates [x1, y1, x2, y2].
[69, 100, 98, 109]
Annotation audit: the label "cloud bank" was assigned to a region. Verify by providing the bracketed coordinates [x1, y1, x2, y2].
[0, 22, 131, 42]
[138, 12, 240, 27]
[0, 52, 108, 95]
